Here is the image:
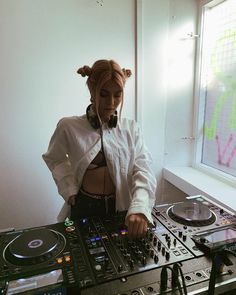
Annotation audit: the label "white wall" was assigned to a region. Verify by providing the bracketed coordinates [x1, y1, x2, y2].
[0, 0, 135, 230]
[140, 0, 197, 203]
[0, 0, 198, 230]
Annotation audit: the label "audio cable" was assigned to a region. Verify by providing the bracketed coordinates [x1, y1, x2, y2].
[208, 248, 236, 295]
[159, 263, 187, 295]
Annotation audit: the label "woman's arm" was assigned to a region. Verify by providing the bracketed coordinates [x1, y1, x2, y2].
[42, 119, 78, 202]
[126, 122, 157, 238]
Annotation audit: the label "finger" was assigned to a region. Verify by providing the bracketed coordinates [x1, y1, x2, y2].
[139, 220, 148, 238]
[129, 220, 140, 240]
[136, 221, 145, 239]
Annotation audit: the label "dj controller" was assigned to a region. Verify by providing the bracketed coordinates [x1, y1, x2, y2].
[1, 195, 236, 295]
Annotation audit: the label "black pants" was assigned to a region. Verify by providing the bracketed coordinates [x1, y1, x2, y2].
[70, 190, 116, 220]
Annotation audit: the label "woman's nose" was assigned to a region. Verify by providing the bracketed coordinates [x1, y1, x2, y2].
[107, 95, 115, 105]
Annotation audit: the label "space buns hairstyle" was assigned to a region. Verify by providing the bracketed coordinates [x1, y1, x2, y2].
[77, 59, 132, 122]
[77, 65, 92, 77]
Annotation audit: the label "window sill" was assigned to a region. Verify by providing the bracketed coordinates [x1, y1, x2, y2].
[163, 166, 236, 214]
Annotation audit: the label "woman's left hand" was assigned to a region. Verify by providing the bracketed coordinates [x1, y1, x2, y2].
[125, 213, 148, 239]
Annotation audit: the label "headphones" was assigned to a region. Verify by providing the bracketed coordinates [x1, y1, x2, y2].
[86, 104, 117, 129]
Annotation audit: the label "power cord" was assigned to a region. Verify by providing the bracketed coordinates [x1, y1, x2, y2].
[174, 263, 187, 295]
[208, 248, 236, 295]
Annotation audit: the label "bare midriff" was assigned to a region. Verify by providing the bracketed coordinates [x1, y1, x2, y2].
[82, 166, 115, 195]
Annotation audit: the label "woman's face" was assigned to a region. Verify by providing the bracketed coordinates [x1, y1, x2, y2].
[96, 80, 123, 122]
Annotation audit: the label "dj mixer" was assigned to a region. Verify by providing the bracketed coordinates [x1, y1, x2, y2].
[1, 195, 236, 295]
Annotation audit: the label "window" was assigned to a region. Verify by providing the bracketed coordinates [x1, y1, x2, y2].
[195, 0, 236, 180]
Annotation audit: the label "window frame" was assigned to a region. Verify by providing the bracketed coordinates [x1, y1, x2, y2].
[193, 0, 236, 186]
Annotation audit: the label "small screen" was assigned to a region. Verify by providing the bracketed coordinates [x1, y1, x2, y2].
[7, 269, 63, 295]
[204, 228, 236, 243]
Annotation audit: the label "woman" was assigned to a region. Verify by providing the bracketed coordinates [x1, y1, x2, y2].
[43, 59, 156, 239]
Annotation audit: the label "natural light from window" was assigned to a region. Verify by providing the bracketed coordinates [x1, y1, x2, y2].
[197, 0, 236, 179]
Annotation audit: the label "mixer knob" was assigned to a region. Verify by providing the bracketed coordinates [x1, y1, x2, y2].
[128, 240, 133, 246]
[183, 235, 187, 242]
[165, 234, 169, 241]
[165, 252, 170, 260]
[162, 247, 166, 255]
[104, 257, 109, 268]
[173, 238, 177, 246]
[178, 231, 182, 238]
[126, 253, 131, 259]
[183, 225, 187, 230]
[220, 208, 224, 215]
[141, 256, 147, 266]
[117, 264, 123, 272]
[94, 264, 102, 271]
[200, 237, 206, 244]
[117, 239, 122, 246]
[131, 245, 137, 251]
[167, 240, 171, 248]
[128, 259, 134, 269]
[120, 246, 124, 252]
[154, 255, 159, 264]
[138, 250, 143, 256]
[141, 238, 146, 244]
[158, 241, 161, 250]
[150, 249, 154, 258]
[146, 244, 150, 251]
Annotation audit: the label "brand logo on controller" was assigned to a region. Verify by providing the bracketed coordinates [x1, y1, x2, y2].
[28, 239, 43, 248]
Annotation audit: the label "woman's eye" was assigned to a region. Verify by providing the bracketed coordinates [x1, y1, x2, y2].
[115, 92, 122, 98]
[100, 91, 108, 97]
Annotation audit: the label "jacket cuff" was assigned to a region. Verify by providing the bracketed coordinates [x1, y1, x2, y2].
[127, 188, 154, 224]
[61, 187, 78, 203]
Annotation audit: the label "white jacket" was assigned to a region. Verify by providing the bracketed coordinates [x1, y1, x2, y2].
[42, 115, 156, 222]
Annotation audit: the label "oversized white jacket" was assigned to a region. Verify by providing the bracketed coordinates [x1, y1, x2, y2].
[42, 115, 156, 222]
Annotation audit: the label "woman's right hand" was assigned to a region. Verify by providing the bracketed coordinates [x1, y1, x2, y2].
[68, 195, 77, 206]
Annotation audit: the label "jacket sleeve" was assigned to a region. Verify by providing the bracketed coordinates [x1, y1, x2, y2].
[127, 122, 157, 223]
[42, 119, 78, 202]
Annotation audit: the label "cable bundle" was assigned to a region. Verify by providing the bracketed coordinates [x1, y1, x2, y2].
[208, 248, 236, 295]
[160, 263, 187, 295]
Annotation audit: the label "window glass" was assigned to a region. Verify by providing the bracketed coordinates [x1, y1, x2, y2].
[200, 0, 236, 177]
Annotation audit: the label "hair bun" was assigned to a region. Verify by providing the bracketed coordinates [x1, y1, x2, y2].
[77, 65, 92, 77]
[122, 68, 132, 78]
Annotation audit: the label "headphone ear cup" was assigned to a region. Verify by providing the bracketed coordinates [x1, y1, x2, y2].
[108, 111, 118, 128]
[86, 104, 100, 129]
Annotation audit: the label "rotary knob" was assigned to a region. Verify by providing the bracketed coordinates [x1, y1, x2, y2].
[154, 255, 159, 264]
[162, 247, 166, 256]
[165, 252, 170, 260]
[117, 264, 123, 272]
[150, 249, 154, 258]
[173, 238, 177, 246]
[141, 256, 147, 266]
[128, 259, 134, 269]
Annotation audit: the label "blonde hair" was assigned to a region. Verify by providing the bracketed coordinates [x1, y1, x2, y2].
[77, 59, 132, 121]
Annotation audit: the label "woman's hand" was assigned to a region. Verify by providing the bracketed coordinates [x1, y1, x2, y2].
[67, 195, 77, 206]
[125, 213, 148, 239]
